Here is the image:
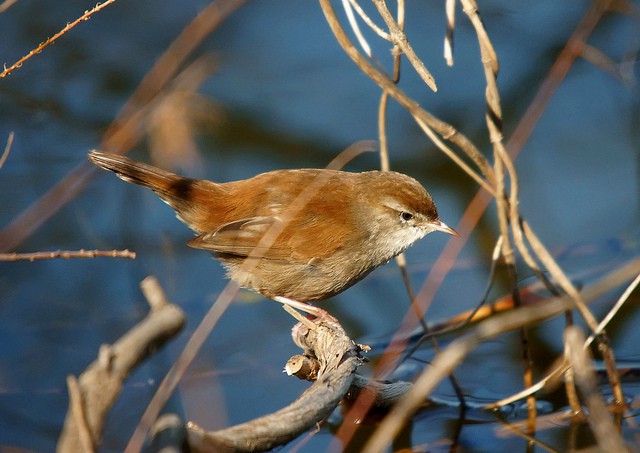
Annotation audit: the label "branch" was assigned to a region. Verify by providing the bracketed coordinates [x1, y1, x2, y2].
[0, 0, 119, 79]
[0, 249, 136, 261]
[57, 277, 185, 452]
[183, 308, 365, 452]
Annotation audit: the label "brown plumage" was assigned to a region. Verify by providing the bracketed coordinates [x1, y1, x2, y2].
[89, 150, 456, 303]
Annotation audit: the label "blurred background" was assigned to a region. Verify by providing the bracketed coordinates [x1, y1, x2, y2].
[0, 0, 638, 451]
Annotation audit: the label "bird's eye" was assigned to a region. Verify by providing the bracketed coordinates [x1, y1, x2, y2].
[400, 211, 414, 222]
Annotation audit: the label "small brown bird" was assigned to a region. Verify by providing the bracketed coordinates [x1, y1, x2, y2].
[89, 150, 457, 312]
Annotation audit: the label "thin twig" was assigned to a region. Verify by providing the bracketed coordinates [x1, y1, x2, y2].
[0, 249, 136, 261]
[0, 131, 14, 170]
[378, 92, 391, 172]
[344, 0, 390, 47]
[495, 417, 559, 453]
[521, 220, 625, 407]
[371, 0, 437, 91]
[325, 140, 378, 170]
[414, 117, 496, 195]
[0, 0, 118, 78]
[319, 0, 496, 187]
[459, 0, 542, 436]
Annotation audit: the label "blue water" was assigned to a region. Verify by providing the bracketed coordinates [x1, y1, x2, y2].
[0, 1, 638, 451]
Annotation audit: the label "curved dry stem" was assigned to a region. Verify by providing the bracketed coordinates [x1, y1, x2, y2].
[0, 131, 14, 170]
[371, 0, 437, 91]
[487, 259, 640, 409]
[319, 0, 495, 188]
[364, 258, 640, 452]
[444, 0, 456, 66]
[565, 327, 628, 452]
[345, 0, 391, 44]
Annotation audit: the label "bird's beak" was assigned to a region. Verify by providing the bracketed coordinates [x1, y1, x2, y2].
[432, 220, 459, 237]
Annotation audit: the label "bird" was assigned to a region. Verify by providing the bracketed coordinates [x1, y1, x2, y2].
[88, 150, 457, 314]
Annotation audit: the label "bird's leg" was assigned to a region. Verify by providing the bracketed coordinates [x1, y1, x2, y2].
[273, 296, 326, 317]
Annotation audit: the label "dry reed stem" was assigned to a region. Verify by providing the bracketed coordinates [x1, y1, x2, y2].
[0, 0, 118, 79]
[319, 0, 495, 187]
[521, 221, 625, 405]
[344, 0, 388, 49]
[0, 0, 19, 14]
[444, 0, 456, 66]
[371, 0, 437, 91]
[0, 249, 136, 261]
[0, 132, 14, 170]
[325, 140, 377, 170]
[488, 263, 640, 409]
[402, 0, 611, 355]
[321, 2, 624, 444]
[494, 418, 558, 453]
[565, 326, 629, 452]
[414, 117, 496, 194]
[460, 0, 539, 433]
[563, 364, 583, 416]
[363, 259, 640, 452]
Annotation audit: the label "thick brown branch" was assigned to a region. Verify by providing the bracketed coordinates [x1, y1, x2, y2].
[185, 310, 365, 452]
[57, 277, 185, 452]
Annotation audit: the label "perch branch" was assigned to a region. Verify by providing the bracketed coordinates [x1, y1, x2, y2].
[57, 277, 185, 452]
[185, 308, 365, 452]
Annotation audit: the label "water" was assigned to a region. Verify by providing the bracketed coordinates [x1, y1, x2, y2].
[0, 1, 638, 451]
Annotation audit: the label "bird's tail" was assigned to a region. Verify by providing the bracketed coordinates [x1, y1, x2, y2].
[88, 150, 219, 233]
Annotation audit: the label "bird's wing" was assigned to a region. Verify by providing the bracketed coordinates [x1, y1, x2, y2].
[187, 216, 294, 260]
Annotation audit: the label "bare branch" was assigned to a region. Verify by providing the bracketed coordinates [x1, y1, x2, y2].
[57, 277, 185, 452]
[371, 0, 437, 91]
[0, 249, 136, 261]
[319, 0, 496, 188]
[185, 309, 365, 452]
[0, 0, 119, 79]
